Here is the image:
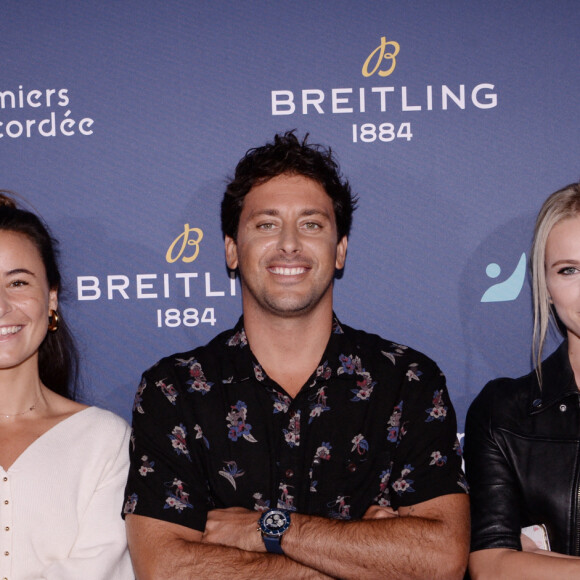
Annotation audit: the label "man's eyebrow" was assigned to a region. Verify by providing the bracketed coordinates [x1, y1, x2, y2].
[247, 208, 332, 218]
[247, 209, 280, 218]
[301, 209, 332, 218]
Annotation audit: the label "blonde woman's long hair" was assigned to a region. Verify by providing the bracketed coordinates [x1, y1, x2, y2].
[531, 182, 580, 385]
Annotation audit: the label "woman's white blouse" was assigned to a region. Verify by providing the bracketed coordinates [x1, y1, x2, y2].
[0, 406, 134, 579]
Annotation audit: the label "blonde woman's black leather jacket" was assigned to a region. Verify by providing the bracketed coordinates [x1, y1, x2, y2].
[465, 340, 580, 555]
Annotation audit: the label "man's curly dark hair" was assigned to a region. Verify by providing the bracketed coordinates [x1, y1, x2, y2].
[221, 131, 357, 241]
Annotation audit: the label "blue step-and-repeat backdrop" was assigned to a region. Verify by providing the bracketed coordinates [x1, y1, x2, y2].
[2, 1, 579, 438]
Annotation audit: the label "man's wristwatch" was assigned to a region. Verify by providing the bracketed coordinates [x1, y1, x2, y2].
[258, 508, 291, 554]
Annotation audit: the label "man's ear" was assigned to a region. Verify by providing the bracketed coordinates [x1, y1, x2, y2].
[335, 236, 348, 270]
[224, 235, 239, 270]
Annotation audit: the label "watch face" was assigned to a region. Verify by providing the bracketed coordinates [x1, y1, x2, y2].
[260, 509, 290, 537]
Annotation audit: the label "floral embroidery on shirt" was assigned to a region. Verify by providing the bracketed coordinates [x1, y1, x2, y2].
[317, 360, 332, 379]
[277, 482, 296, 511]
[387, 402, 403, 442]
[338, 354, 376, 402]
[139, 455, 155, 476]
[227, 328, 248, 347]
[381, 343, 409, 365]
[164, 478, 193, 512]
[283, 410, 301, 447]
[219, 460, 245, 489]
[392, 464, 415, 495]
[168, 424, 191, 461]
[351, 433, 368, 455]
[453, 437, 463, 456]
[338, 354, 357, 374]
[425, 390, 448, 422]
[226, 400, 258, 443]
[308, 386, 330, 424]
[309, 468, 318, 493]
[176, 357, 214, 394]
[124, 493, 138, 514]
[374, 466, 393, 506]
[328, 495, 351, 519]
[133, 377, 146, 414]
[194, 423, 209, 448]
[272, 391, 291, 414]
[429, 451, 447, 467]
[313, 442, 332, 464]
[155, 378, 178, 405]
[253, 362, 265, 382]
[351, 370, 375, 401]
[457, 474, 469, 493]
[406, 362, 422, 382]
[253, 492, 270, 511]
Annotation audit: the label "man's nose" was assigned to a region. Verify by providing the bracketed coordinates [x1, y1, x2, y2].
[277, 225, 302, 254]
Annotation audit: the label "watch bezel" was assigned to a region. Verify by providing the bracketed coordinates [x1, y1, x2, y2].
[258, 508, 291, 538]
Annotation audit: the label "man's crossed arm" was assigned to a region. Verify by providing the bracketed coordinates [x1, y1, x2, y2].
[126, 493, 469, 580]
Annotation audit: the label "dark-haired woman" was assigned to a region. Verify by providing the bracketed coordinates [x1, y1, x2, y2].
[0, 192, 133, 578]
[465, 183, 580, 579]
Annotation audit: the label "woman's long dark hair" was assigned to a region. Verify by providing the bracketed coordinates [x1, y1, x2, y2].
[0, 191, 78, 398]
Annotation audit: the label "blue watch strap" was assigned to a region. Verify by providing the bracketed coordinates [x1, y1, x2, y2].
[263, 533, 284, 554]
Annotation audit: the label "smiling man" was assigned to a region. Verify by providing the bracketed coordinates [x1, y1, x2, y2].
[124, 132, 469, 579]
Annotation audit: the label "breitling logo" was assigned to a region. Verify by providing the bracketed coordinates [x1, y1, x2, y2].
[166, 224, 204, 263]
[362, 36, 400, 78]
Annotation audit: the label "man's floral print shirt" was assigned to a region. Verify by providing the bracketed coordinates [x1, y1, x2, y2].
[124, 317, 467, 531]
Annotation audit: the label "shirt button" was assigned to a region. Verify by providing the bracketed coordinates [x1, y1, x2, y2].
[3, 527, 8, 532]
[560, 404, 567, 412]
[3, 551, 8, 556]
[285, 469, 294, 478]
[347, 463, 357, 472]
[2, 477, 6, 482]
[3, 501, 7, 505]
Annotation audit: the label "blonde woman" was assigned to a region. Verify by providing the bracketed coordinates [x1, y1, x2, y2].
[465, 182, 580, 579]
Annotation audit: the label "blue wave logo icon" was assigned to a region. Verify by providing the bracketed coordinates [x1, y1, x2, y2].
[481, 252, 526, 303]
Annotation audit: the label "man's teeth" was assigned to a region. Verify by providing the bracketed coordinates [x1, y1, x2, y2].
[271, 267, 306, 275]
[0, 326, 21, 336]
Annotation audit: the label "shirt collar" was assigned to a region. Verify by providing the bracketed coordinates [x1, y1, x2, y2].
[222, 314, 351, 390]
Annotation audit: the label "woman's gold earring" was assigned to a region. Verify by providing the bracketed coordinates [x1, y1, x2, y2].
[48, 309, 59, 332]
